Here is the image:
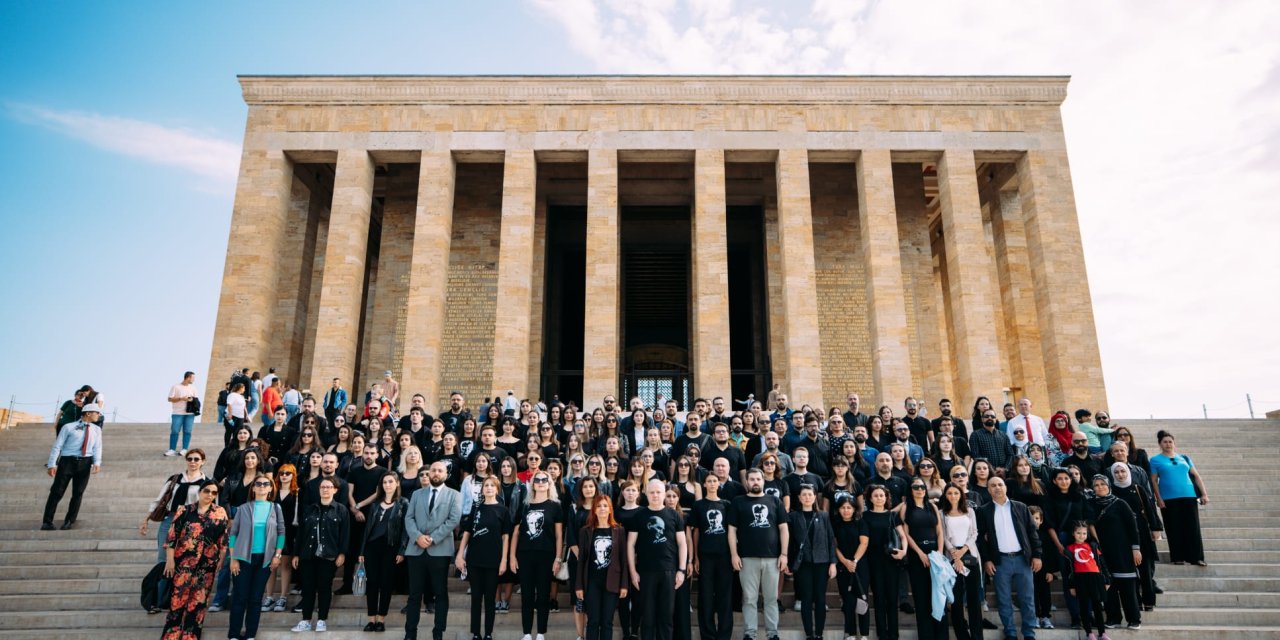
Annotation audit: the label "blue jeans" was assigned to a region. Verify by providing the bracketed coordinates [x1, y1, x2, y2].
[169, 414, 195, 451]
[994, 553, 1037, 639]
[212, 505, 237, 607]
[217, 404, 227, 424]
[285, 404, 300, 422]
[246, 389, 259, 418]
[155, 514, 173, 563]
[229, 553, 272, 638]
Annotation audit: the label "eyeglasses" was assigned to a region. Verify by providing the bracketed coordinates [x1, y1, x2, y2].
[302, 434, 314, 439]
[200, 488, 219, 495]
[305, 422, 316, 426]
[279, 471, 293, 476]
[253, 481, 273, 487]
[911, 485, 927, 490]
[571, 459, 584, 464]
[762, 461, 776, 466]
[678, 462, 691, 467]
[588, 461, 601, 467]
[919, 464, 934, 469]
[532, 477, 549, 484]
[952, 472, 969, 478]
[185, 457, 202, 462]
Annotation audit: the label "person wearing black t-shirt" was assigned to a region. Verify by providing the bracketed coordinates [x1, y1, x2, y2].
[575, 494, 629, 640]
[397, 396, 436, 433]
[858, 485, 907, 640]
[674, 416, 711, 467]
[691, 474, 733, 640]
[899, 479, 947, 640]
[901, 397, 933, 451]
[729, 469, 788, 640]
[456, 476, 511, 640]
[663, 485, 693, 640]
[439, 391, 469, 434]
[342, 445, 387, 594]
[701, 423, 747, 482]
[868, 453, 908, 507]
[626, 479, 687, 640]
[511, 470, 564, 640]
[931, 399, 968, 439]
[468, 426, 510, 475]
[614, 480, 645, 640]
[783, 448, 823, 511]
[790, 418, 830, 479]
[831, 494, 870, 640]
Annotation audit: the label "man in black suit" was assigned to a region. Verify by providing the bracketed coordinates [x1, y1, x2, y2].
[978, 477, 1042, 640]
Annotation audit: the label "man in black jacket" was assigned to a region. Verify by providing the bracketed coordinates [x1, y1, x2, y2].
[978, 477, 1042, 640]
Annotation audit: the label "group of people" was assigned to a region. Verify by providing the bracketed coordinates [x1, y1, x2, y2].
[41, 375, 1212, 640]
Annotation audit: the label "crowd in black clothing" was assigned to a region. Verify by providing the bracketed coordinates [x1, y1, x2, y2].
[133, 381, 1212, 640]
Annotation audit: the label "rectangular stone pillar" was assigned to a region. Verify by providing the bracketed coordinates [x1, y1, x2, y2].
[991, 189, 1050, 407]
[400, 151, 456, 415]
[582, 149, 619, 409]
[692, 149, 732, 398]
[492, 150, 538, 399]
[307, 149, 375, 392]
[856, 149, 914, 404]
[774, 148, 823, 405]
[205, 149, 294, 419]
[936, 149, 1004, 403]
[1017, 149, 1108, 411]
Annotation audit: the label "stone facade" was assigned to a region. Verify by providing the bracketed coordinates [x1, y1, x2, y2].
[206, 75, 1108, 416]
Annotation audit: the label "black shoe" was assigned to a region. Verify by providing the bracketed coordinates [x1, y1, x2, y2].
[983, 618, 999, 629]
[291, 602, 303, 613]
[426, 605, 435, 614]
[40, 523, 55, 531]
[365, 622, 378, 632]
[549, 600, 560, 613]
[1142, 605, 1154, 612]
[471, 635, 481, 640]
[1128, 623, 1142, 630]
[400, 604, 408, 614]
[375, 622, 386, 632]
[484, 636, 493, 640]
[1104, 621, 1119, 629]
[432, 631, 443, 640]
[403, 635, 415, 640]
[1153, 585, 1164, 594]
[60, 521, 74, 530]
[335, 586, 354, 595]
[899, 602, 915, 614]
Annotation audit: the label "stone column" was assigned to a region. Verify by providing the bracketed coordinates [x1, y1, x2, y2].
[205, 149, 294, 419]
[692, 149, 733, 398]
[307, 149, 375, 393]
[990, 189, 1050, 407]
[400, 151, 456, 415]
[492, 150, 538, 399]
[582, 149, 620, 409]
[1017, 149, 1108, 411]
[936, 149, 1004, 403]
[774, 148, 823, 405]
[856, 149, 914, 403]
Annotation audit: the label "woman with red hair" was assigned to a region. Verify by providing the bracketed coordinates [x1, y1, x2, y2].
[575, 494, 630, 640]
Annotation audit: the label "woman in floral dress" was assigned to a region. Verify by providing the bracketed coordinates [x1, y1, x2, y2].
[162, 479, 229, 640]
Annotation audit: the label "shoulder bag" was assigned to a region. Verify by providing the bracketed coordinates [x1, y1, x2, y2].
[148, 474, 182, 522]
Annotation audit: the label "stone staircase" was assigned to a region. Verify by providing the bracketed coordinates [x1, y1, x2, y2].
[0, 418, 1277, 639]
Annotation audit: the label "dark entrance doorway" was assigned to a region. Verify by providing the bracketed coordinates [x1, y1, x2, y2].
[620, 207, 691, 410]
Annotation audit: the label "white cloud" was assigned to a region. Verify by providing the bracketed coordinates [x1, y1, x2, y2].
[528, 0, 1280, 418]
[8, 104, 240, 187]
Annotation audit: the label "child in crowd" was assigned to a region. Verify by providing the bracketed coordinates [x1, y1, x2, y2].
[1064, 521, 1110, 640]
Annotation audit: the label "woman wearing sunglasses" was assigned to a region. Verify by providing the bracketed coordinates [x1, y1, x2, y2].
[227, 474, 285, 640]
[140, 449, 210, 614]
[161, 480, 229, 640]
[511, 471, 564, 640]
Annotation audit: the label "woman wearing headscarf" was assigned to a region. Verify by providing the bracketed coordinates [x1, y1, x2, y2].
[1109, 462, 1163, 611]
[1046, 411, 1074, 466]
[1089, 474, 1143, 630]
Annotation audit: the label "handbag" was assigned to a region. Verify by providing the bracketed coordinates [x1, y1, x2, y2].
[554, 551, 570, 581]
[148, 474, 181, 523]
[353, 561, 367, 596]
[885, 526, 903, 557]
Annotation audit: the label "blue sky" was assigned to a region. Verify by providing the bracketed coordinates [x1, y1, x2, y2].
[1, 1, 1277, 422]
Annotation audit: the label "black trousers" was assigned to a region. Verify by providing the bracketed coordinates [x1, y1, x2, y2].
[835, 564, 870, 636]
[224, 416, 244, 446]
[405, 554, 450, 638]
[517, 550, 554, 634]
[868, 554, 900, 640]
[697, 555, 734, 640]
[584, 574, 620, 640]
[638, 570, 676, 640]
[1105, 576, 1141, 626]
[364, 541, 397, 617]
[673, 574, 691, 640]
[907, 554, 947, 640]
[794, 561, 831, 637]
[619, 573, 640, 638]
[1162, 498, 1205, 563]
[469, 566, 500, 637]
[1034, 565, 1053, 618]
[298, 556, 337, 620]
[342, 519, 365, 589]
[43, 457, 93, 525]
[950, 559, 984, 640]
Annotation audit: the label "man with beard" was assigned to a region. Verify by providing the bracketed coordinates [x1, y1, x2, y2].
[888, 422, 925, 466]
[930, 397, 967, 439]
[729, 469, 788, 640]
[868, 452, 908, 507]
[842, 392, 869, 429]
[782, 448, 822, 512]
[288, 397, 331, 447]
[397, 394, 436, 432]
[404, 462, 462, 640]
[674, 414, 711, 462]
[1061, 432, 1103, 479]
[439, 391, 469, 434]
[466, 425, 509, 474]
[750, 431, 794, 477]
[791, 416, 830, 478]
[701, 423, 747, 481]
[707, 397, 733, 427]
[970, 408, 1014, 472]
[900, 397, 933, 450]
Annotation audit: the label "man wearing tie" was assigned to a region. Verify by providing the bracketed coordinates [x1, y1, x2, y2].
[44, 402, 103, 530]
[404, 461, 462, 640]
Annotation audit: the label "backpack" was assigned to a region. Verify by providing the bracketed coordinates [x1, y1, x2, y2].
[140, 562, 171, 611]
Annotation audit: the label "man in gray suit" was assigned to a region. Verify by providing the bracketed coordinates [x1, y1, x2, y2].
[404, 461, 462, 640]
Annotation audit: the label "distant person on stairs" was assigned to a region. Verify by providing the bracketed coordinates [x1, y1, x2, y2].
[43, 403, 103, 530]
[167, 371, 199, 457]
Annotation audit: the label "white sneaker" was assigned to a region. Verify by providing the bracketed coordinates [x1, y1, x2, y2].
[794, 600, 802, 611]
[315, 620, 327, 632]
[521, 635, 533, 640]
[536, 635, 546, 640]
[291, 620, 311, 632]
[164, 450, 177, 457]
[180, 449, 188, 456]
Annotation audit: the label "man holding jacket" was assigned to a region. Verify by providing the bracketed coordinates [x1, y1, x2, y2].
[404, 462, 462, 640]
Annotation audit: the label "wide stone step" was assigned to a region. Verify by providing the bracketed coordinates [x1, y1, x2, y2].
[1159, 563, 1280, 577]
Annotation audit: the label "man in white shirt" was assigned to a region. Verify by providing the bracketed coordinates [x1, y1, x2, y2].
[166, 371, 198, 456]
[978, 477, 1042, 640]
[1005, 398, 1048, 446]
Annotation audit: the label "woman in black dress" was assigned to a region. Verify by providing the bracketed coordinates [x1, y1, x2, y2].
[1090, 475, 1143, 630]
[858, 484, 907, 640]
[1109, 462, 1162, 611]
